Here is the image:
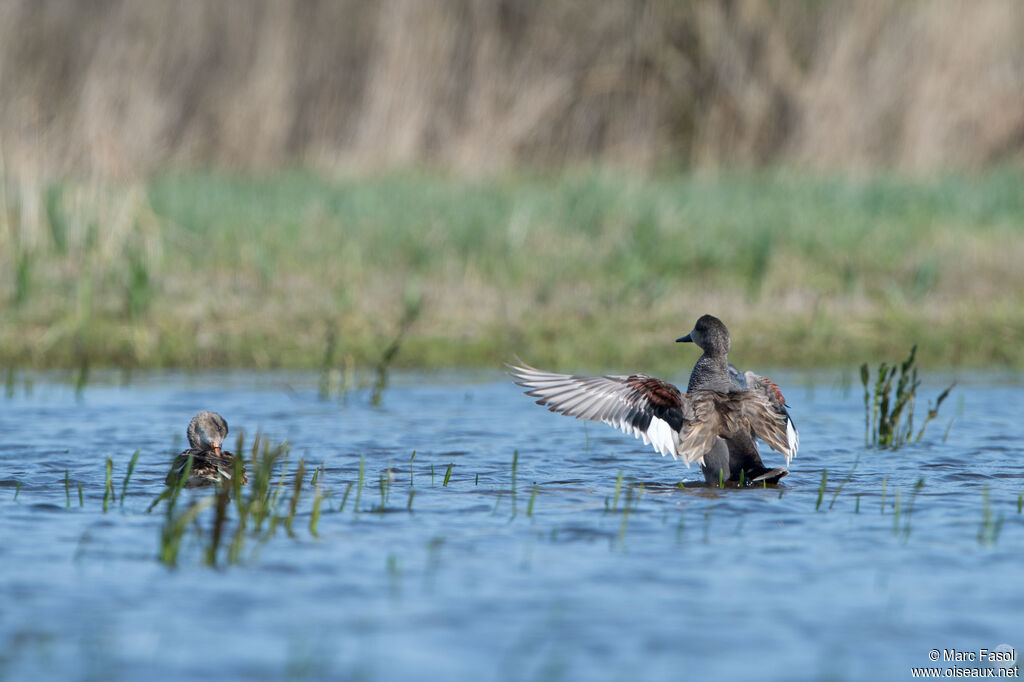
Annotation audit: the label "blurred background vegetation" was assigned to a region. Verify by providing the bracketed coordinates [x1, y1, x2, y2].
[1, 0, 1023, 370]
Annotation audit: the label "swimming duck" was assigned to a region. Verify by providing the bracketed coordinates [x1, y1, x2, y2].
[165, 411, 248, 488]
[508, 314, 798, 486]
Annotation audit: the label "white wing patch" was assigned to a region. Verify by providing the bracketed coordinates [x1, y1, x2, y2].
[607, 413, 687, 465]
[785, 418, 799, 464]
[589, 395, 689, 466]
[646, 416, 682, 461]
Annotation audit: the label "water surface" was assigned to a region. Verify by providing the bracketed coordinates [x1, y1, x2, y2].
[1, 370, 1021, 681]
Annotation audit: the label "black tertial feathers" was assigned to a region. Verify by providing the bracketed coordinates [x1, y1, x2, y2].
[624, 376, 684, 433]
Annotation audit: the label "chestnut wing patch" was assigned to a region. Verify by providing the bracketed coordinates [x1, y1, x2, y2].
[624, 376, 685, 433]
[759, 376, 787, 407]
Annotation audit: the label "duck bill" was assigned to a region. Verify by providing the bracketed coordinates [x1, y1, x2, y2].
[212, 444, 222, 457]
[676, 334, 693, 343]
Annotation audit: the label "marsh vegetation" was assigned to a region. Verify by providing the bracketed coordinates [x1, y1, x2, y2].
[3, 170, 1024, 372]
[861, 346, 956, 448]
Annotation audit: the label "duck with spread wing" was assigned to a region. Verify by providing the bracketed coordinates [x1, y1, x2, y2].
[508, 315, 798, 486]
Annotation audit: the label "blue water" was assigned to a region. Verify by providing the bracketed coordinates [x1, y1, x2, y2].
[0, 370, 1021, 681]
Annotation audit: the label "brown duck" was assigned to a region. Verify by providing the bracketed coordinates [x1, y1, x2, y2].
[165, 411, 248, 488]
[508, 315, 798, 486]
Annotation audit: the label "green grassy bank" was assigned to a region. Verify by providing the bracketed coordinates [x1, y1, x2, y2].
[2, 169, 1023, 371]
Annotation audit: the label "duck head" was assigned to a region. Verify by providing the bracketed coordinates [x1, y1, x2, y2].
[186, 410, 229, 455]
[676, 314, 731, 355]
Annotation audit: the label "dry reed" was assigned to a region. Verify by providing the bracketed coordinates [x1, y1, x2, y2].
[0, 1, 1021, 177]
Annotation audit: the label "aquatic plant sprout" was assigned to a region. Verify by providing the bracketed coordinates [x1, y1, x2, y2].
[860, 345, 955, 448]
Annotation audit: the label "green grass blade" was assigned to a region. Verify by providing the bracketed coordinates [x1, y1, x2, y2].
[610, 470, 623, 512]
[354, 455, 364, 513]
[338, 482, 353, 513]
[815, 468, 827, 511]
[103, 457, 115, 512]
[120, 449, 140, 506]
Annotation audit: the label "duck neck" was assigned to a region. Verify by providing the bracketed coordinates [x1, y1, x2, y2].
[687, 351, 730, 392]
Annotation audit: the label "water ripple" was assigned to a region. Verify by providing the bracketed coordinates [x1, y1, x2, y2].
[0, 371, 1020, 681]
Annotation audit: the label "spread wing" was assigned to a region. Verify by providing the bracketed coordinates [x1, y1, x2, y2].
[510, 361, 799, 467]
[730, 366, 799, 463]
[673, 388, 796, 465]
[508, 362, 690, 460]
